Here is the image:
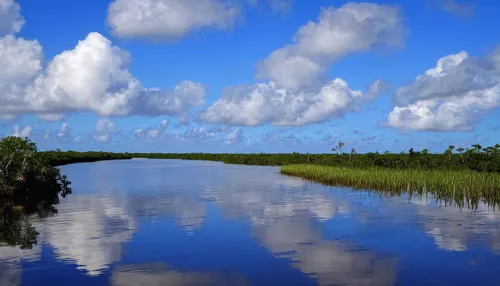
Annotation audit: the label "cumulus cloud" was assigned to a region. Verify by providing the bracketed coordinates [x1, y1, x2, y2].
[388, 48, 500, 132]
[0, 0, 24, 36]
[0, 34, 43, 92]
[201, 78, 362, 126]
[177, 126, 216, 142]
[107, 0, 240, 41]
[134, 119, 168, 140]
[57, 123, 71, 139]
[256, 2, 404, 90]
[0, 2, 206, 120]
[133, 122, 248, 144]
[9, 124, 32, 137]
[225, 128, 243, 144]
[94, 119, 119, 144]
[201, 2, 403, 126]
[364, 79, 390, 100]
[0, 32, 206, 119]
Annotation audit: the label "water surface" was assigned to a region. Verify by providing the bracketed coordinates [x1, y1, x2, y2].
[1, 159, 500, 285]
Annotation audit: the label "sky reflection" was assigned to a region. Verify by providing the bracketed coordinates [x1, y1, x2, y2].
[1, 159, 499, 285]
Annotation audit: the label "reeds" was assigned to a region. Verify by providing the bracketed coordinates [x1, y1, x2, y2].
[280, 164, 500, 210]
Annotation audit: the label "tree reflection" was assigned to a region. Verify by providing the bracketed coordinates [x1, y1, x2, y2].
[1, 137, 71, 249]
[0, 200, 57, 249]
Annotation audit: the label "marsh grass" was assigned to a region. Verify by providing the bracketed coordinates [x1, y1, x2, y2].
[280, 164, 500, 210]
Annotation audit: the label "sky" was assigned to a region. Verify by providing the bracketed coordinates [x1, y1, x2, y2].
[1, 0, 499, 153]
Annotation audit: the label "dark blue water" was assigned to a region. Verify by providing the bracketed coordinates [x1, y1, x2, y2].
[1, 159, 499, 285]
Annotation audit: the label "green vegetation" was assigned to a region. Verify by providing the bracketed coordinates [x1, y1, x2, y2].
[280, 164, 500, 209]
[4, 141, 498, 216]
[41, 150, 132, 166]
[0, 137, 72, 248]
[37, 143, 500, 173]
[127, 143, 500, 173]
[128, 144, 500, 209]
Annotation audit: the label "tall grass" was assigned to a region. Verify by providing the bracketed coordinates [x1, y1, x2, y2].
[280, 164, 500, 209]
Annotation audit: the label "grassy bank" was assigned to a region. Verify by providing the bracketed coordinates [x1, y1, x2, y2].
[280, 164, 500, 209]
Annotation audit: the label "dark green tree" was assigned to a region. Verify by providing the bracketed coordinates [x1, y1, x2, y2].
[0, 136, 72, 249]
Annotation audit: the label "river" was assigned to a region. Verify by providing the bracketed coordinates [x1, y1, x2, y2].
[1, 159, 499, 285]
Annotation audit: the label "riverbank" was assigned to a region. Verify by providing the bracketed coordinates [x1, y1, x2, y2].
[41, 151, 132, 166]
[128, 149, 500, 173]
[280, 164, 500, 208]
[36, 149, 500, 208]
[39, 144, 500, 173]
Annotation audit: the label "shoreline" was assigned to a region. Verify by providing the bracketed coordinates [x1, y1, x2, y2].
[280, 164, 500, 210]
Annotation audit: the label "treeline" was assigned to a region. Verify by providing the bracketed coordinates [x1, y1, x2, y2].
[41, 150, 132, 166]
[128, 144, 500, 173]
[38, 144, 500, 173]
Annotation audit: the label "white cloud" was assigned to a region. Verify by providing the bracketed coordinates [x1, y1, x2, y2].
[201, 78, 362, 126]
[57, 123, 71, 139]
[201, 2, 403, 126]
[132, 122, 248, 144]
[94, 119, 119, 143]
[10, 124, 32, 137]
[133, 129, 144, 139]
[364, 79, 390, 100]
[178, 126, 215, 142]
[256, 2, 404, 90]
[225, 128, 243, 144]
[0, 34, 43, 90]
[134, 119, 168, 139]
[0, 32, 206, 119]
[0, 0, 24, 36]
[107, 0, 240, 41]
[388, 48, 500, 131]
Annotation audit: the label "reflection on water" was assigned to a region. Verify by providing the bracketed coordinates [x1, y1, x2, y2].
[111, 262, 250, 286]
[0, 159, 499, 285]
[34, 195, 136, 276]
[412, 200, 500, 253]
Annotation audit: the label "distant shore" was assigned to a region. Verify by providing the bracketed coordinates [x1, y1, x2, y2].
[40, 148, 500, 209]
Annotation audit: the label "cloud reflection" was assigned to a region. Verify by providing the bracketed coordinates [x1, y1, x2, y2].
[32, 194, 136, 276]
[203, 172, 396, 285]
[410, 198, 500, 253]
[0, 263, 20, 286]
[111, 262, 250, 286]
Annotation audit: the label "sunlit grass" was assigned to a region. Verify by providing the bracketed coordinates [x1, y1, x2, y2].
[280, 164, 500, 210]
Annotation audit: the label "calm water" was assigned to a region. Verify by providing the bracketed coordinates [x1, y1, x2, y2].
[1, 159, 500, 286]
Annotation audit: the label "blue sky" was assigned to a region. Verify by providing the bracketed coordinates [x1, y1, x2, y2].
[1, 0, 499, 153]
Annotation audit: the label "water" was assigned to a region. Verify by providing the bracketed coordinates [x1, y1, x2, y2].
[1, 159, 500, 286]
